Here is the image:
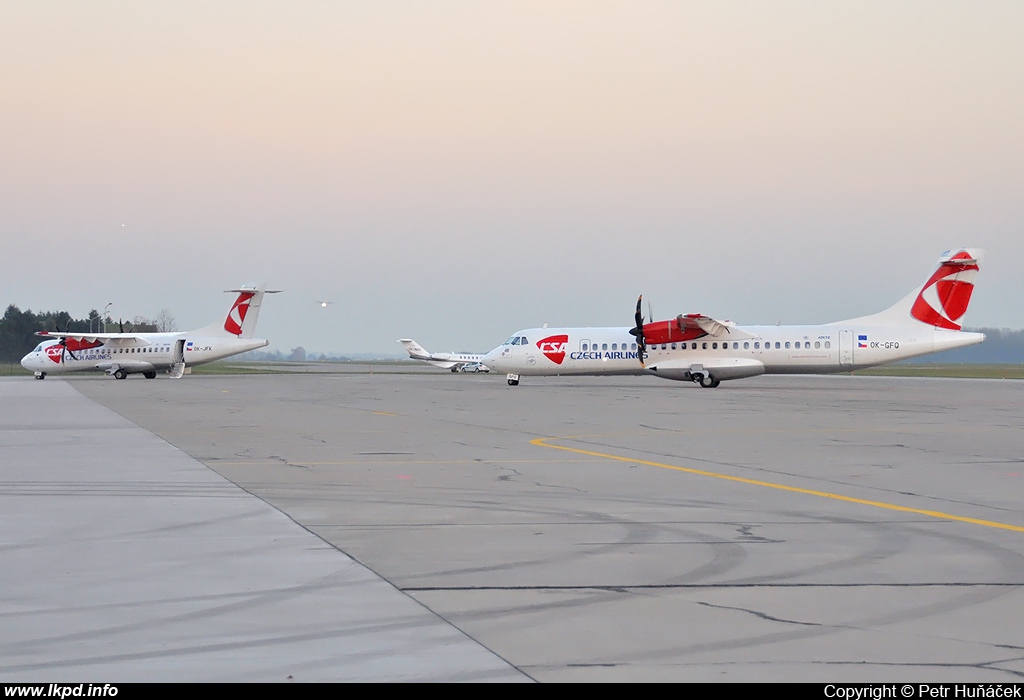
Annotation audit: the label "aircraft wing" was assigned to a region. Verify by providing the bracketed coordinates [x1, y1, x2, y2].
[35, 331, 155, 347]
[642, 314, 757, 344]
[678, 314, 757, 340]
[417, 358, 459, 369]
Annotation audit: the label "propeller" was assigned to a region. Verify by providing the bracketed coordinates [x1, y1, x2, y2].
[59, 338, 79, 363]
[629, 295, 648, 368]
[51, 322, 79, 364]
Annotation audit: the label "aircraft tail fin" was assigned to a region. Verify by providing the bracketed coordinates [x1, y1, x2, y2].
[398, 339, 430, 360]
[841, 248, 983, 329]
[195, 284, 281, 338]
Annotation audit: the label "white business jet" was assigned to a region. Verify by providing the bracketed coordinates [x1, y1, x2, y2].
[482, 248, 985, 387]
[398, 339, 488, 372]
[21, 285, 280, 380]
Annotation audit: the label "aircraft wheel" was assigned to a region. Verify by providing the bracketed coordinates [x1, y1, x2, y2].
[451, 367, 459, 373]
[114, 369, 127, 380]
[699, 374, 718, 388]
[143, 371, 157, 379]
[508, 379, 519, 386]
[35, 372, 46, 380]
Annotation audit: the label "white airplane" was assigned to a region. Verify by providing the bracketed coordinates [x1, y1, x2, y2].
[482, 248, 985, 387]
[21, 285, 280, 380]
[398, 339, 488, 373]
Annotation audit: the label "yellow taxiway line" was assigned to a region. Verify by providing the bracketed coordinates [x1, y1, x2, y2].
[531, 436, 1024, 534]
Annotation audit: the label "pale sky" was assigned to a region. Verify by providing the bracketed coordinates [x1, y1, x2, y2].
[2, 2, 1022, 355]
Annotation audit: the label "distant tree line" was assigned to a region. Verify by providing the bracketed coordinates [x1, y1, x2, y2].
[0, 304, 165, 362]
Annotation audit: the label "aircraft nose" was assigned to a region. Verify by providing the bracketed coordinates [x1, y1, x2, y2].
[482, 348, 502, 369]
[20, 354, 33, 371]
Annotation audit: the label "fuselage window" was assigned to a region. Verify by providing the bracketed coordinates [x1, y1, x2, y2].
[582, 343, 588, 351]
[702, 342, 707, 349]
[661, 344, 667, 350]
[824, 341, 831, 349]
[670, 343, 677, 350]
[775, 342, 781, 349]
[743, 342, 749, 349]
[602, 343, 608, 351]
[754, 342, 760, 349]
[815, 341, 821, 349]
[785, 341, 791, 349]
[733, 342, 738, 349]
[631, 343, 637, 350]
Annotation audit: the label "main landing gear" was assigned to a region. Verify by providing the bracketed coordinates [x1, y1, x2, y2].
[114, 369, 127, 380]
[695, 373, 721, 389]
[507, 373, 520, 386]
[143, 371, 157, 379]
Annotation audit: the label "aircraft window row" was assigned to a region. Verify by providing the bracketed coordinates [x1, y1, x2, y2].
[657, 340, 832, 350]
[580, 343, 637, 351]
[109, 347, 170, 354]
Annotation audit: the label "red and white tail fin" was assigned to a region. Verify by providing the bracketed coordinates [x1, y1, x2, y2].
[842, 249, 983, 328]
[909, 250, 981, 330]
[194, 284, 281, 338]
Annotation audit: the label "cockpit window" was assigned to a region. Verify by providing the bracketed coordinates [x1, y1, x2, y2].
[34, 343, 47, 353]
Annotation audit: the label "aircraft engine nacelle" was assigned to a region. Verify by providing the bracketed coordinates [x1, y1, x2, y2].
[642, 317, 706, 345]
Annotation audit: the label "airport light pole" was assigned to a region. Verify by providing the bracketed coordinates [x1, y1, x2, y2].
[103, 303, 112, 333]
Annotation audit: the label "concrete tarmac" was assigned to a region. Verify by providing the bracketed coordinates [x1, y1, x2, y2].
[4, 371, 1024, 681]
[0, 379, 525, 682]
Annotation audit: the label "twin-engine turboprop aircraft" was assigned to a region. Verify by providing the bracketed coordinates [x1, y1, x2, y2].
[21, 285, 280, 380]
[482, 249, 985, 387]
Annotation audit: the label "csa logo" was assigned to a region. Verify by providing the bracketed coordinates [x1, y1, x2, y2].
[537, 334, 569, 365]
[224, 292, 255, 336]
[910, 253, 978, 331]
[44, 345, 63, 364]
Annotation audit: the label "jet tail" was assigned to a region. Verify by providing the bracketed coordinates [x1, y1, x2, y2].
[194, 284, 282, 338]
[839, 248, 983, 329]
[398, 339, 431, 360]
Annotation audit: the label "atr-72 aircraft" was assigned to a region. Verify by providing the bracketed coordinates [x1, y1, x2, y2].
[21, 285, 280, 380]
[482, 248, 985, 387]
